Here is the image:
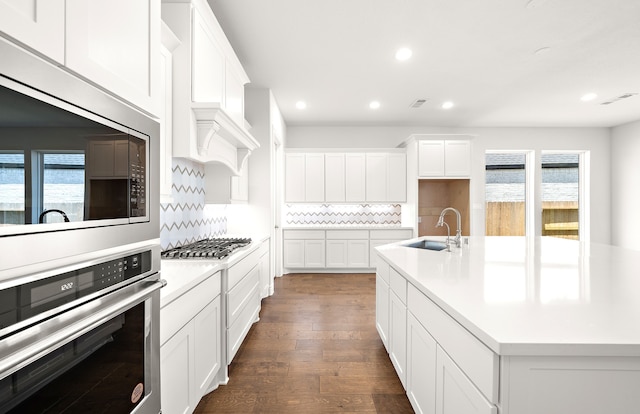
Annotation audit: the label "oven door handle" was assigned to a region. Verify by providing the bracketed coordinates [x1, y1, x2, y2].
[0, 278, 166, 380]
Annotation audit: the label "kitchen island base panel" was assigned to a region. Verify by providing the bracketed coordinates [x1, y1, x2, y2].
[500, 355, 640, 414]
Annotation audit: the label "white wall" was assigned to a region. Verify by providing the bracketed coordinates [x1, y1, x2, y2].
[611, 120, 640, 251]
[287, 126, 611, 244]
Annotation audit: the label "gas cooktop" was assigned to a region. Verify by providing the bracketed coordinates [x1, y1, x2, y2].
[161, 237, 252, 259]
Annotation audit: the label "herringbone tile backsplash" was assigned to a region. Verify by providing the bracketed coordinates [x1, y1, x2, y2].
[160, 159, 227, 250]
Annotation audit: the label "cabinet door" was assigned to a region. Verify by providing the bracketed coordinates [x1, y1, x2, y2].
[114, 140, 130, 177]
[326, 240, 348, 268]
[366, 153, 387, 202]
[161, 324, 194, 414]
[345, 153, 366, 202]
[387, 153, 407, 202]
[407, 313, 437, 414]
[444, 140, 471, 177]
[418, 141, 445, 177]
[66, 0, 159, 114]
[305, 153, 325, 202]
[325, 153, 346, 202]
[304, 239, 326, 268]
[191, 7, 224, 103]
[285, 153, 305, 202]
[193, 297, 221, 399]
[435, 346, 496, 414]
[0, 0, 64, 63]
[283, 239, 305, 268]
[376, 275, 390, 350]
[347, 239, 369, 267]
[389, 290, 407, 387]
[88, 141, 115, 177]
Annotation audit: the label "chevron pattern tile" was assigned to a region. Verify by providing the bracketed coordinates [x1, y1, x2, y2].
[283, 203, 402, 227]
[160, 159, 227, 250]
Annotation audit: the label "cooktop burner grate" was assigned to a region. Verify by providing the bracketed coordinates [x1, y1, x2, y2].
[161, 237, 252, 259]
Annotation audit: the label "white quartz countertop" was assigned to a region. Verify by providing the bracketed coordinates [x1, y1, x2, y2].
[159, 234, 268, 307]
[282, 226, 413, 230]
[377, 236, 640, 357]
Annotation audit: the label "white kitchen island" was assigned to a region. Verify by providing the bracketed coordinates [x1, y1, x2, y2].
[375, 236, 640, 414]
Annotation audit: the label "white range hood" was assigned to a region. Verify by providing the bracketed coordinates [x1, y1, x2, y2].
[193, 103, 258, 175]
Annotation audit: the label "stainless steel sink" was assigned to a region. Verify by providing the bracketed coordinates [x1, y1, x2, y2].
[404, 240, 449, 251]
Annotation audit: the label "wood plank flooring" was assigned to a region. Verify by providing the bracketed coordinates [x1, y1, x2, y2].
[194, 273, 414, 413]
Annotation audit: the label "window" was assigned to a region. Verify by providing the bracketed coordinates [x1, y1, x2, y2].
[0, 152, 25, 225]
[42, 153, 85, 223]
[541, 153, 579, 240]
[485, 152, 528, 236]
[485, 150, 587, 240]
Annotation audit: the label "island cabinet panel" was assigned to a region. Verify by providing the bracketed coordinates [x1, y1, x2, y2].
[408, 284, 498, 403]
[389, 267, 408, 387]
[435, 346, 497, 414]
[500, 356, 640, 414]
[407, 312, 437, 414]
[375, 274, 390, 350]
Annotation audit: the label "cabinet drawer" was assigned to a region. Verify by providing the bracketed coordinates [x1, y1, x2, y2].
[389, 267, 407, 304]
[227, 265, 260, 326]
[227, 286, 260, 362]
[228, 246, 261, 290]
[283, 230, 325, 240]
[326, 230, 369, 240]
[376, 257, 390, 283]
[408, 284, 499, 403]
[160, 271, 221, 345]
[370, 229, 413, 240]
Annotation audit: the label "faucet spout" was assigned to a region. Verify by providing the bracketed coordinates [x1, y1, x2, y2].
[436, 207, 462, 248]
[39, 209, 70, 224]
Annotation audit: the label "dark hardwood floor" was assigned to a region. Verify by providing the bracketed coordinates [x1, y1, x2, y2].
[194, 273, 414, 413]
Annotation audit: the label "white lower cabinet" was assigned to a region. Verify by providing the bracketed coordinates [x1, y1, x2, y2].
[161, 272, 222, 414]
[435, 346, 496, 414]
[325, 230, 369, 268]
[282, 230, 325, 268]
[407, 312, 437, 414]
[375, 274, 390, 350]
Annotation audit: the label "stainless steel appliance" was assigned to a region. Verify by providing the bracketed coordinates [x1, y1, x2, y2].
[0, 242, 163, 413]
[161, 237, 252, 259]
[0, 32, 162, 414]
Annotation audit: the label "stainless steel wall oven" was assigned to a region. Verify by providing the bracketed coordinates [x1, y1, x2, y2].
[0, 243, 163, 414]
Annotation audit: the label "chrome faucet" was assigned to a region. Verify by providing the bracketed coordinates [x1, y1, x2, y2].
[436, 207, 462, 248]
[39, 209, 70, 224]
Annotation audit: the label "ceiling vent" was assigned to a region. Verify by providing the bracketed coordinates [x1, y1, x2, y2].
[410, 99, 427, 108]
[600, 93, 638, 105]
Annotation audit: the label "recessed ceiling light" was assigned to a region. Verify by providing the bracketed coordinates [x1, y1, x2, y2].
[441, 101, 455, 109]
[295, 101, 307, 110]
[580, 93, 598, 102]
[395, 47, 412, 61]
[369, 101, 381, 110]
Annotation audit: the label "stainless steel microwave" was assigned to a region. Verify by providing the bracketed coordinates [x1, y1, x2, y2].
[0, 76, 149, 236]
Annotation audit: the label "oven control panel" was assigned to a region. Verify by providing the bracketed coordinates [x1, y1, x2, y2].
[0, 250, 152, 333]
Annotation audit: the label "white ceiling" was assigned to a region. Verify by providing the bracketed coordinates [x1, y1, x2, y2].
[208, 0, 640, 128]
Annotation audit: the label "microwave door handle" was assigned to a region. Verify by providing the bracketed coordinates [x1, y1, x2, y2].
[0, 278, 165, 380]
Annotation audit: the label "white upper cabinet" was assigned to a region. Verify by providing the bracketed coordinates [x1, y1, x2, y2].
[418, 139, 471, 178]
[305, 153, 325, 202]
[0, 0, 65, 63]
[0, 0, 159, 115]
[325, 153, 346, 202]
[162, 0, 258, 172]
[366, 153, 407, 203]
[345, 153, 366, 202]
[285, 153, 306, 202]
[286, 151, 405, 203]
[66, 0, 160, 116]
